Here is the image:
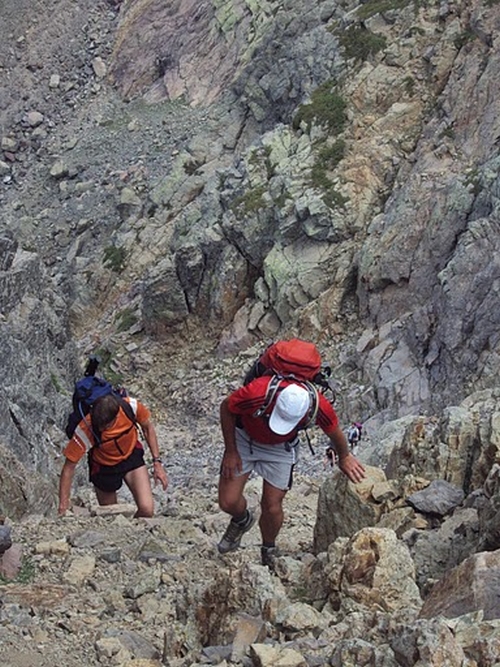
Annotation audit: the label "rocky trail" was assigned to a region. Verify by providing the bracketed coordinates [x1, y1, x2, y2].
[2, 0, 500, 664]
[0, 459, 323, 667]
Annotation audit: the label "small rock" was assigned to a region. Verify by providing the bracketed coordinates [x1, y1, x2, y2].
[0, 525, 13, 554]
[0, 543, 22, 579]
[26, 111, 44, 127]
[124, 577, 158, 600]
[92, 57, 107, 79]
[100, 548, 122, 563]
[1, 136, 18, 152]
[231, 613, 267, 662]
[35, 538, 70, 556]
[95, 637, 131, 662]
[250, 643, 307, 667]
[62, 554, 96, 585]
[137, 538, 171, 563]
[50, 160, 69, 179]
[91, 503, 136, 517]
[49, 73, 60, 88]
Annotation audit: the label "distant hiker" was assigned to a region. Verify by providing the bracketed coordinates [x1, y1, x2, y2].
[323, 445, 337, 469]
[217, 342, 365, 567]
[347, 422, 363, 451]
[58, 394, 168, 518]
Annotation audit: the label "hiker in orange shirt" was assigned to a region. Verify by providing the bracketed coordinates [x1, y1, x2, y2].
[58, 394, 168, 517]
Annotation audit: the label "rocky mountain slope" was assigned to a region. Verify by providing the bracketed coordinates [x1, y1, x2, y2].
[1, 0, 500, 664]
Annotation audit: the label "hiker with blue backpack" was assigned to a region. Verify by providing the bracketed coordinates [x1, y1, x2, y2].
[58, 357, 168, 517]
[217, 339, 365, 567]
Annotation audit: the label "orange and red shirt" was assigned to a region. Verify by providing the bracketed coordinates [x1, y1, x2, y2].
[228, 376, 338, 444]
[63, 397, 150, 466]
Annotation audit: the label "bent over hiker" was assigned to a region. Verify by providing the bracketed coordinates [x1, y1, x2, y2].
[217, 376, 365, 566]
[58, 394, 168, 518]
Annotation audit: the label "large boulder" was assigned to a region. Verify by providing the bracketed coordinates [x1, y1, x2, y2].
[420, 550, 500, 621]
[327, 527, 422, 613]
[313, 466, 387, 554]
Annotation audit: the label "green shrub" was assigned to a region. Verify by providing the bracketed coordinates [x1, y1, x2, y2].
[356, 0, 414, 19]
[230, 185, 267, 216]
[116, 308, 138, 332]
[324, 189, 349, 209]
[51, 373, 62, 392]
[92, 347, 124, 387]
[183, 158, 203, 175]
[293, 81, 347, 134]
[440, 126, 455, 140]
[454, 30, 476, 50]
[318, 140, 346, 170]
[310, 142, 345, 192]
[339, 25, 387, 62]
[465, 169, 481, 197]
[310, 139, 348, 210]
[403, 75, 416, 96]
[103, 245, 127, 273]
[0, 556, 35, 584]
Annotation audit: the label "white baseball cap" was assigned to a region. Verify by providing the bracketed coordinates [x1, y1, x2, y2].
[269, 384, 310, 435]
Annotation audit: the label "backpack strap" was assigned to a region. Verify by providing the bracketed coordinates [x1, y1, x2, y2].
[300, 382, 319, 455]
[117, 395, 138, 428]
[253, 375, 283, 418]
[254, 376, 319, 447]
[301, 381, 319, 428]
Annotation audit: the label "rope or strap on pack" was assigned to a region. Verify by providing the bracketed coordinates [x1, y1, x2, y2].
[254, 375, 319, 453]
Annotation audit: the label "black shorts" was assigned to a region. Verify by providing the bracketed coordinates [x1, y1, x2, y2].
[88, 444, 145, 493]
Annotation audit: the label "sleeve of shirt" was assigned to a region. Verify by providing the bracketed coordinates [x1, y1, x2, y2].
[315, 393, 339, 435]
[134, 400, 151, 425]
[227, 377, 269, 415]
[62, 419, 93, 463]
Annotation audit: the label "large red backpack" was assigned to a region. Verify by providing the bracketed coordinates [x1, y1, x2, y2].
[259, 339, 322, 380]
[243, 339, 335, 453]
[244, 339, 327, 385]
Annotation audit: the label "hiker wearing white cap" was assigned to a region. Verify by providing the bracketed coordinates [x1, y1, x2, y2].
[217, 375, 365, 567]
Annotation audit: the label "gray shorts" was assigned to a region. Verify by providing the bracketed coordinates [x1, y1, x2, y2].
[234, 427, 299, 491]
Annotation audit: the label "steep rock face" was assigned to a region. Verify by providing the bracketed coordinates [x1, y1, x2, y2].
[356, 2, 500, 416]
[109, 0, 342, 128]
[109, 0, 500, 401]
[420, 550, 500, 621]
[0, 0, 500, 522]
[110, 0, 259, 104]
[0, 233, 77, 511]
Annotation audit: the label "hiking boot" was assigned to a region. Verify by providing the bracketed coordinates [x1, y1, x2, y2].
[217, 511, 255, 554]
[261, 545, 279, 569]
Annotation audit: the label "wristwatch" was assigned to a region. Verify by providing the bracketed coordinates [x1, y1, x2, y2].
[152, 457, 163, 464]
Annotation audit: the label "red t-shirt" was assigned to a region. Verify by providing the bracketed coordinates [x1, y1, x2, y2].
[228, 376, 338, 444]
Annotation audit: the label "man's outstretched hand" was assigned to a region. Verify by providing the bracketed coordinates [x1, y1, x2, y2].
[338, 453, 366, 483]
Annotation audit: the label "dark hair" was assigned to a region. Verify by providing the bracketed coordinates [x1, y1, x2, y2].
[91, 395, 120, 431]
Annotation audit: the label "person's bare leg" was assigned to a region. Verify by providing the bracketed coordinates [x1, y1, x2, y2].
[124, 465, 154, 518]
[218, 471, 251, 518]
[94, 487, 118, 506]
[259, 480, 287, 545]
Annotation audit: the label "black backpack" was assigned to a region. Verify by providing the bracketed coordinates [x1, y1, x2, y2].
[65, 356, 137, 442]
